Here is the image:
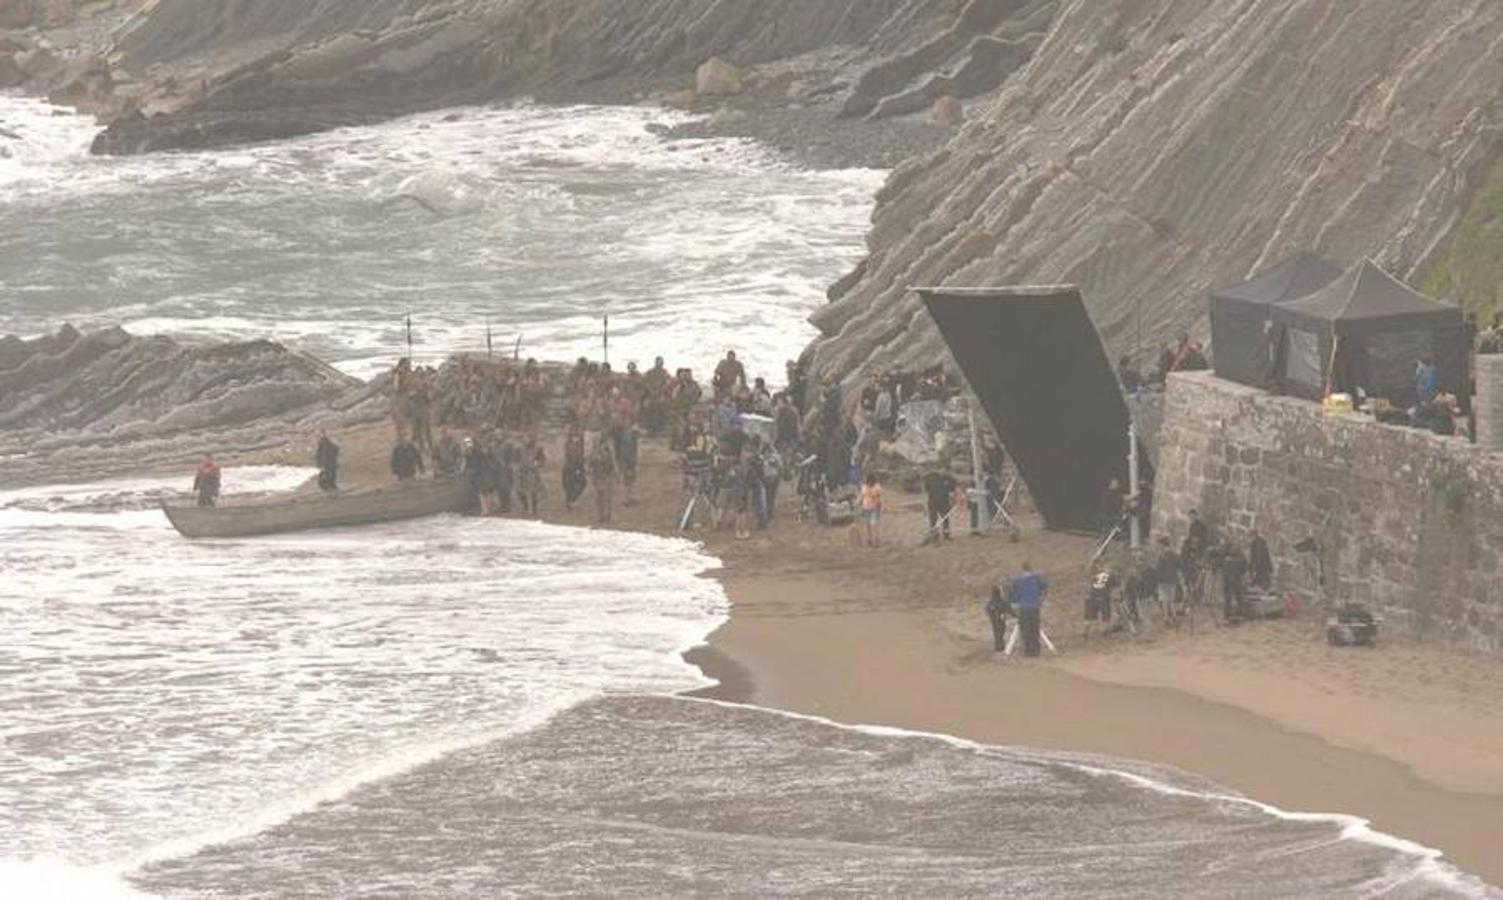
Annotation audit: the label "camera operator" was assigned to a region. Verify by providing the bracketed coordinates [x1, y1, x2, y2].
[1098, 478, 1126, 541]
[796, 450, 829, 524]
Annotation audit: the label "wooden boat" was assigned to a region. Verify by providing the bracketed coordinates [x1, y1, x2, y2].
[161, 478, 474, 539]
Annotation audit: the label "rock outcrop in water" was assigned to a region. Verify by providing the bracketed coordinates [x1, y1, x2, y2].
[0, 325, 388, 486]
[802, 0, 1503, 397]
[78, 0, 1055, 161]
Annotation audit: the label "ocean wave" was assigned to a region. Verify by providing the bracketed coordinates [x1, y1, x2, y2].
[0, 472, 726, 878]
[129, 694, 1493, 898]
[0, 97, 880, 381]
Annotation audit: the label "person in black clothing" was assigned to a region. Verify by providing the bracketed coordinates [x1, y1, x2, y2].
[1085, 569, 1114, 637]
[433, 429, 462, 479]
[1098, 478, 1126, 539]
[718, 417, 748, 460]
[774, 393, 800, 454]
[859, 375, 880, 418]
[494, 436, 515, 514]
[1154, 536, 1181, 621]
[1221, 539, 1249, 622]
[562, 423, 588, 510]
[1120, 564, 1148, 632]
[1118, 355, 1142, 393]
[192, 455, 221, 508]
[1249, 529, 1273, 589]
[981, 434, 1005, 479]
[922, 467, 958, 541]
[984, 586, 1009, 652]
[466, 438, 498, 515]
[315, 430, 340, 492]
[1184, 509, 1209, 563]
[390, 438, 423, 481]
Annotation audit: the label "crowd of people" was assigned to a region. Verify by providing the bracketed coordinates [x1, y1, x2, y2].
[359, 348, 973, 544]
[1073, 501, 1277, 639]
[380, 353, 658, 525]
[365, 350, 923, 533]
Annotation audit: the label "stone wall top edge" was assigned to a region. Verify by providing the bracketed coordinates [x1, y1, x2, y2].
[1165, 372, 1503, 470]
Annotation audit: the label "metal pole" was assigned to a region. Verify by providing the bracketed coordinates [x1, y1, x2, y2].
[405, 314, 413, 363]
[1128, 422, 1141, 550]
[603, 315, 609, 365]
[968, 399, 989, 534]
[486, 319, 493, 359]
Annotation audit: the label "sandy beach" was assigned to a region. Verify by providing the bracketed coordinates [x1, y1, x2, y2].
[257, 420, 1503, 886]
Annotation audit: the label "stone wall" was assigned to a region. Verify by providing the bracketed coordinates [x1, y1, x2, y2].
[1473, 354, 1503, 450]
[1153, 372, 1499, 651]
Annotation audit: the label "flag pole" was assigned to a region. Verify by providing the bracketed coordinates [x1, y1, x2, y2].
[405, 313, 413, 363]
[603, 315, 610, 365]
[486, 318, 493, 359]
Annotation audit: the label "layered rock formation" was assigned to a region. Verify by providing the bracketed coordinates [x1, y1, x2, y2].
[804, 0, 1503, 397]
[83, 0, 1055, 156]
[0, 325, 388, 486]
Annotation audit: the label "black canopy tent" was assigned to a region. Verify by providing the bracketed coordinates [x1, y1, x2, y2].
[918, 286, 1139, 532]
[1209, 252, 1341, 387]
[1268, 259, 1466, 404]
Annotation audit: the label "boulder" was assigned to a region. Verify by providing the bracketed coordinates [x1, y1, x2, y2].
[0, 3, 33, 29]
[931, 95, 964, 127]
[660, 87, 696, 110]
[48, 55, 115, 112]
[695, 56, 742, 96]
[15, 44, 62, 81]
[0, 51, 25, 87]
[709, 106, 746, 126]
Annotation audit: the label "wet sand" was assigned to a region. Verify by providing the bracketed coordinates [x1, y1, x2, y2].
[288, 421, 1503, 885]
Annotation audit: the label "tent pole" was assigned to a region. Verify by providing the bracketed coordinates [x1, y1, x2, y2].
[1128, 422, 1141, 550]
[1323, 333, 1340, 398]
[969, 399, 989, 535]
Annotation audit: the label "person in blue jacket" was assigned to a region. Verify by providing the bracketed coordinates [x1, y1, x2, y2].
[1010, 561, 1049, 657]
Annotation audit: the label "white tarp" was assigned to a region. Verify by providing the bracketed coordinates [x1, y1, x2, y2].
[888, 399, 947, 462]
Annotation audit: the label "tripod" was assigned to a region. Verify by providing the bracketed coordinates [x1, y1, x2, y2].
[678, 470, 716, 532]
[1090, 516, 1128, 567]
[1003, 621, 1058, 657]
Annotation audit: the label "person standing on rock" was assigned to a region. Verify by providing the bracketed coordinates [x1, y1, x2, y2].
[712, 351, 745, 402]
[588, 435, 618, 525]
[192, 454, 222, 508]
[315, 429, 340, 492]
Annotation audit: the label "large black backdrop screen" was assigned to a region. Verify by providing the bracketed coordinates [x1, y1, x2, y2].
[919, 288, 1129, 532]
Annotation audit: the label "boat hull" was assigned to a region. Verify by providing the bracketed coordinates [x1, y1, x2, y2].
[162, 479, 474, 539]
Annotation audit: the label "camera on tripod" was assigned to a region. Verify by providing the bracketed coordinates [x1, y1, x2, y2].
[681, 450, 714, 491]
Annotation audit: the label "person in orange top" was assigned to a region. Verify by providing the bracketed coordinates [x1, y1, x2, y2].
[857, 471, 884, 548]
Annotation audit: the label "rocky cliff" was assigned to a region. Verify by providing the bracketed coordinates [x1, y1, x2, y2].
[803, 0, 1503, 396]
[0, 325, 388, 486]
